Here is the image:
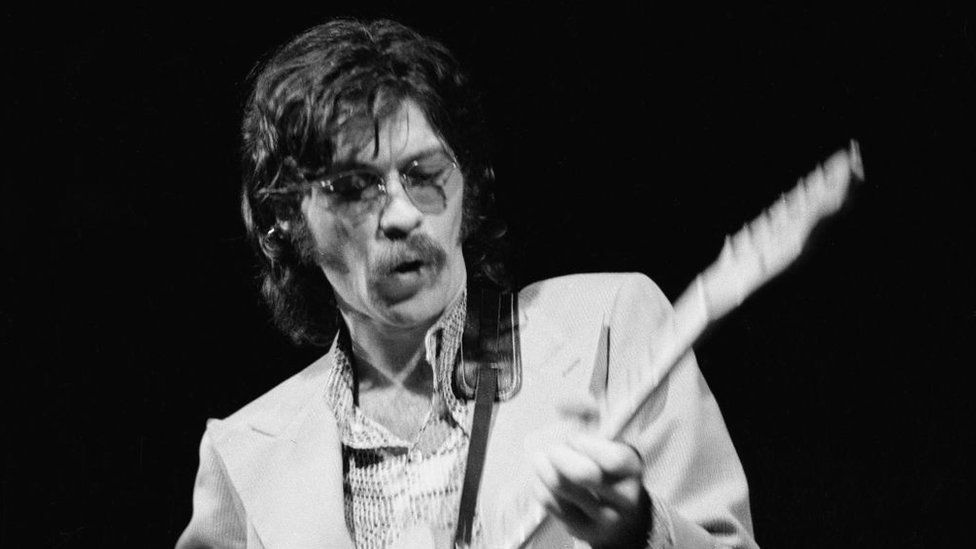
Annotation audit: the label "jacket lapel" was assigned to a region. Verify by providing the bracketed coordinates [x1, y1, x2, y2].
[212, 350, 355, 549]
[248, 392, 354, 549]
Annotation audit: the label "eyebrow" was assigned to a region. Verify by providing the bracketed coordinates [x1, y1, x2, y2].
[330, 146, 451, 174]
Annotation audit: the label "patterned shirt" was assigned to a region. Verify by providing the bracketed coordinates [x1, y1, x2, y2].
[324, 289, 481, 547]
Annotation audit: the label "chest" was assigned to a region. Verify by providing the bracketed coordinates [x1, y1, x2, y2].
[358, 387, 434, 443]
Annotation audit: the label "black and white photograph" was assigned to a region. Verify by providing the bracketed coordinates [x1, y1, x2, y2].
[2, 3, 973, 547]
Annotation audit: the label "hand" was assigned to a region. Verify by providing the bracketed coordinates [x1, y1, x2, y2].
[531, 401, 651, 548]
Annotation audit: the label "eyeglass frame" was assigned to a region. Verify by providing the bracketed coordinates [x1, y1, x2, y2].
[257, 156, 461, 215]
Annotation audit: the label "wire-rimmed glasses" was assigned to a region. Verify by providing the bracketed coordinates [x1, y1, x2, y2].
[259, 153, 460, 217]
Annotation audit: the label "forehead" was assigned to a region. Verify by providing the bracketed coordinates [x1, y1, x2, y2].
[332, 99, 447, 168]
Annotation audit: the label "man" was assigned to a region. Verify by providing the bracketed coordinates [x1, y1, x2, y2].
[178, 19, 756, 548]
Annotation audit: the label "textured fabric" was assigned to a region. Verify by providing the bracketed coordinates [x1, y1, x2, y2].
[177, 273, 757, 549]
[324, 289, 480, 547]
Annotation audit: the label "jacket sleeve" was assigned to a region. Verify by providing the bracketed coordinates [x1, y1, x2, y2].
[605, 274, 758, 549]
[176, 421, 248, 549]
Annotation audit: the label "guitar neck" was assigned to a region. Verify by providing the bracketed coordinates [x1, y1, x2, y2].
[502, 141, 864, 548]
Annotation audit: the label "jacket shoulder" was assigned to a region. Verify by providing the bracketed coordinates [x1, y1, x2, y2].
[519, 272, 670, 323]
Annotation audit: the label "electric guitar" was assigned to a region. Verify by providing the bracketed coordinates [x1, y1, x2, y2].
[501, 140, 865, 548]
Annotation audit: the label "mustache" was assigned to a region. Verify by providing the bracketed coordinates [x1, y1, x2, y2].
[370, 233, 448, 276]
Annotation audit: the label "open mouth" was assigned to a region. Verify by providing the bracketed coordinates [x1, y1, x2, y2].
[391, 259, 425, 274]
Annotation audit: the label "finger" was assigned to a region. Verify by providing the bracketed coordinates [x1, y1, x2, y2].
[535, 446, 605, 521]
[566, 435, 645, 509]
[532, 474, 591, 532]
[568, 435, 644, 480]
[531, 464, 562, 517]
[559, 503, 621, 543]
[532, 451, 610, 539]
[532, 465, 623, 544]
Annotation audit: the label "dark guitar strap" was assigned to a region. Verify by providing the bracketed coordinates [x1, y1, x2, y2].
[453, 288, 519, 546]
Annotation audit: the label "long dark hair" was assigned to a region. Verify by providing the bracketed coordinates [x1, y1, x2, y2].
[241, 19, 506, 346]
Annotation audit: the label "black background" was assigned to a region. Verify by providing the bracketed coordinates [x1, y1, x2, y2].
[3, 2, 974, 547]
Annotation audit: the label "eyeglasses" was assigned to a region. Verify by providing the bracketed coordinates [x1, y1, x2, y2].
[259, 154, 459, 217]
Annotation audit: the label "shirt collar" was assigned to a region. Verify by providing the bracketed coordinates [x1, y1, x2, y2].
[426, 287, 469, 428]
[324, 287, 472, 447]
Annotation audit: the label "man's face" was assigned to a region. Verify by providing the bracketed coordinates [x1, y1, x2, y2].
[298, 99, 466, 331]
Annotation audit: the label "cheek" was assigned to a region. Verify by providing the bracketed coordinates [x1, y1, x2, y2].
[297, 204, 354, 274]
[315, 234, 349, 274]
[431, 208, 464, 250]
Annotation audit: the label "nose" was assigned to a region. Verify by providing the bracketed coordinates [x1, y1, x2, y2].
[378, 174, 423, 239]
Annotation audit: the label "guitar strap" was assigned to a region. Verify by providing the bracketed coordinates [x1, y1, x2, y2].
[453, 288, 520, 546]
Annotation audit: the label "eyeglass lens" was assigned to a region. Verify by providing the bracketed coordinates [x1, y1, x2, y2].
[317, 155, 456, 216]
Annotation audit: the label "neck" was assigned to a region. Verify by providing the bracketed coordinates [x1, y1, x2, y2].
[338, 307, 438, 395]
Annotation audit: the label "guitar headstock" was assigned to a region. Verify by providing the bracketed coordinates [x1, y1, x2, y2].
[698, 140, 864, 321]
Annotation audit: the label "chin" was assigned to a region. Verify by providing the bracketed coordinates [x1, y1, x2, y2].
[371, 283, 449, 328]
[379, 298, 444, 330]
